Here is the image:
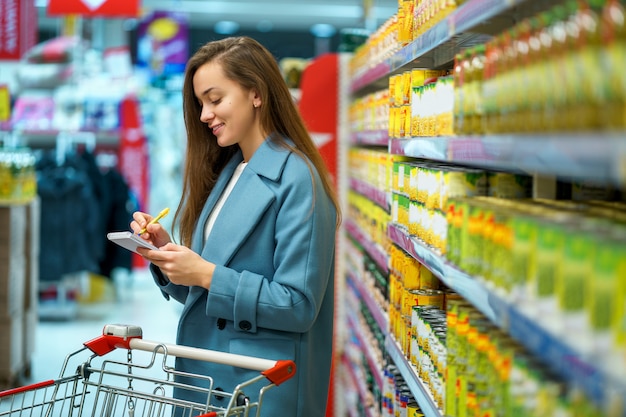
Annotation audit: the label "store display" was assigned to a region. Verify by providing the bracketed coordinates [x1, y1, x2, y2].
[339, 28, 371, 53]
[10, 93, 55, 131]
[342, 0, 626, 416]
[0, 146, 37, 204]
[14, 36, 82, 93]
[35, 142, 136, 320]
[0, 198, 39, 388]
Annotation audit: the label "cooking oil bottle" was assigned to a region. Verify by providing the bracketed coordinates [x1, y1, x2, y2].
[468, 44, 486, 134]
[482, 35, 502, 134]
[570, 0, 605, 130]
[599, 0, 626, 129]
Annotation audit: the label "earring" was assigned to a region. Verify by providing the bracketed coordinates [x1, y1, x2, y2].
[254, 103, 259, 108]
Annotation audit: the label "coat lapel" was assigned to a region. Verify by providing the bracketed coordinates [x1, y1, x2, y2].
[190, 152, 243, 254]
[197, 140, 291, 262]
[201, 170, 274, 265]
[182, 140, 291, 315]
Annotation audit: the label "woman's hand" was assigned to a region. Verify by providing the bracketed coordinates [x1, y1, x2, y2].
[137, 243, 215, 290]
[131, 211, 171, 248]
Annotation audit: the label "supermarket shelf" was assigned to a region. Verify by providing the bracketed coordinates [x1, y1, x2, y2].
[346, 273, 386, 390]
[387, 222, 626, 415]
[1, 129, 121, 148]
[450, 0, 530, 34]
[346, 0, 626, 413]
[387, 223, 503, 323]
[341, 354, 378, 417]
[389, 133, 626, 186]
[350, 0, 549, 94]
[350, 177, 390, 212]
[350, 60, 394, 96]
[345, 219, 389, 275]
[387, 223, 445, 276]
[348, 407, 360, 417]
[348, 271, 443, 417]
[385, 335, 442, 417]
[346, 310, 385, 390]
[347, 272, 388, 339]
[350, 130, 389, 147]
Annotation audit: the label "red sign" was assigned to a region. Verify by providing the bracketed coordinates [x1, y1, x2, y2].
[118, 95, 149, 213]
[298, 53, 339, 187]
[47, 0, 140, 17]
[0, 0, 37, 60]
[117, 95, 150, 269]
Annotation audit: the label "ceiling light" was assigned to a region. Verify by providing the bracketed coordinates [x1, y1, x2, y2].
[214, 20, 240, 35]
[310, 23, 336, 38]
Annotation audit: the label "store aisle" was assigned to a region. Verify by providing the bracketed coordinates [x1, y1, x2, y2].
[27, 268, 181, 384]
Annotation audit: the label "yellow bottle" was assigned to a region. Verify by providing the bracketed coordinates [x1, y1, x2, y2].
[600, 0, 626, 129]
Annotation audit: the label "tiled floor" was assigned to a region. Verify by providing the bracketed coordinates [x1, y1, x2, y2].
[27, 268, 181, 385]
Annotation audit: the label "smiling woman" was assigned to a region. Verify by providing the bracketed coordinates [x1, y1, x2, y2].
[129, 36, 342, 417]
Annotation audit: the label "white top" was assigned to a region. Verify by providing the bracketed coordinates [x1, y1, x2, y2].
[204, 161, 248, 241]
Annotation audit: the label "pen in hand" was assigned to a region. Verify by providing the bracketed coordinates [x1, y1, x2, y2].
[138, 207, 170, 235]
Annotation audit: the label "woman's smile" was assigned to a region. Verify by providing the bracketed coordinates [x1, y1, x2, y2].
[211, 123, 224, 135]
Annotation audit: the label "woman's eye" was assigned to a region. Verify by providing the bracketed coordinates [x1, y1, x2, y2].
[211, 98, 221, 105]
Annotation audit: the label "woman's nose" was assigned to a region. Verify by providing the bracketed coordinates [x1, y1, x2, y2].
[200, 107, 214, 123]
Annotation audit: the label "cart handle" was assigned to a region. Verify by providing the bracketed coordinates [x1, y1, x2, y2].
[83, 324, 296, 386]
[0, 380, 55, 398]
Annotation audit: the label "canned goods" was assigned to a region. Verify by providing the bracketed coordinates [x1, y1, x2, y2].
[419, 265, 439, 290]
[443, 289, 463, 311]
[407, 289, 444, 314]
[397, 390, 413, 417]
[406, 401, 423, 417]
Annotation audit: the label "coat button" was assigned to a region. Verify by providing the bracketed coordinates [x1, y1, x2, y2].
[238, 320, 252, 331]
[217, 318, 226, 330]
[214, 387, 225, 401]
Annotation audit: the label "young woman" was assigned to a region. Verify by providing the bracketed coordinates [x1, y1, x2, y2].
[131, 36, 341, 417]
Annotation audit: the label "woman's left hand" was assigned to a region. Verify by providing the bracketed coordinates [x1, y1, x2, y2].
[137, 243, 215, 289]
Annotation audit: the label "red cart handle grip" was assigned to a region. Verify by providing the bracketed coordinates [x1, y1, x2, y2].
[262, 359, 296, 386]
[84, 324, 143, 356]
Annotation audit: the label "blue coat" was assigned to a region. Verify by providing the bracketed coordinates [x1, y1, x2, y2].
[151, 139, 337, 417]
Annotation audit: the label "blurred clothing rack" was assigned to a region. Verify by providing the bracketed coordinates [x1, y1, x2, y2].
[55, 131, 96, 165]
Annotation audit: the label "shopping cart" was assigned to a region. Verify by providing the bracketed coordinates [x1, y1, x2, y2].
[0, 324, 296, 417]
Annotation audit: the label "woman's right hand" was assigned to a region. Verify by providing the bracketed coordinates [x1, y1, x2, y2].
[131, 211, 172, 248]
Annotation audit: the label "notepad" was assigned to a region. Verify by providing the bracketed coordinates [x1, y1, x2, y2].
[107, 231, 159, 254]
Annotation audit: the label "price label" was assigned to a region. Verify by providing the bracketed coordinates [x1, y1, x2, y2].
[0, 85, 10, 122]
[616, 138, 626, 186]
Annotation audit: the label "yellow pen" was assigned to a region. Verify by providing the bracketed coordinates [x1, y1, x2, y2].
[139, 207, 170, 235]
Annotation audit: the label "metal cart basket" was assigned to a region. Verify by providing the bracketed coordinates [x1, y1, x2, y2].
[0, 324, 296, 417]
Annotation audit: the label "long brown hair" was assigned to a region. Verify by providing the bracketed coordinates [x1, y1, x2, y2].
[176, 36, 341, 247]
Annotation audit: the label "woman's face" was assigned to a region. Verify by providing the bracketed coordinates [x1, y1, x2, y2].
[193, 61, 263, 155]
